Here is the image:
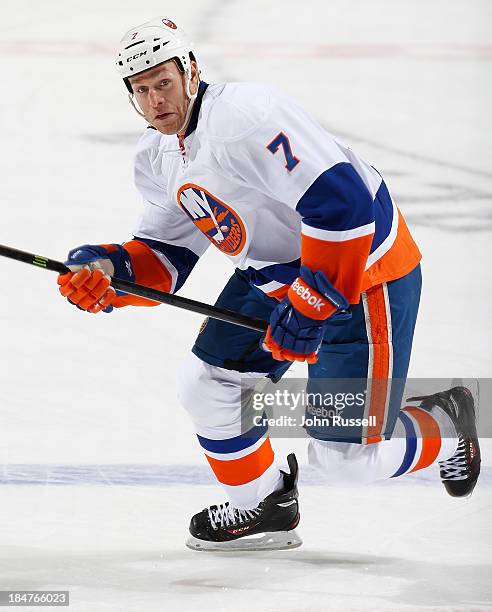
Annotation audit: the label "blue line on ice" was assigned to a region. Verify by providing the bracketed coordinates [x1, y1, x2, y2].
[0, 464, 490, 486]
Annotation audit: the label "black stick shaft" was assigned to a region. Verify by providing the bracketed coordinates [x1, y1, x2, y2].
[0, 244, 268, 332]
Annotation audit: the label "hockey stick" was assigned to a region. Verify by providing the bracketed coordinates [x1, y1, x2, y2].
[0, 243, 268, 332]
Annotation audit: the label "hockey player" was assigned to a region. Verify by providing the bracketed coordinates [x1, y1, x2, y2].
[57, 17, 481, 551]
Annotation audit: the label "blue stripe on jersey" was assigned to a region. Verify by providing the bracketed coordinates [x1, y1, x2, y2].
[370, 179, 394, 254]
[133, 236, 199, 292]
[244, 259, 301, 288]
[391, 411, 417, 478]
[196, 420, 268, 454]
[296, 162, 375, 232]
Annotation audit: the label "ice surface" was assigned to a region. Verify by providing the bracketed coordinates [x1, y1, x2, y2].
[0, 1, 491, 610]
[0, 482, 491, 612]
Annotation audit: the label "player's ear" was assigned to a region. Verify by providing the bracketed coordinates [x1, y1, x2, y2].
[190, 61, 199, 94]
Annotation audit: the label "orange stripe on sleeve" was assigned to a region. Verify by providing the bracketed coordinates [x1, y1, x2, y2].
[404, 407, 442, 472]
[205, 438, 274, 486]
[112, 240, 172, 308]
[301, 233, 373, 304]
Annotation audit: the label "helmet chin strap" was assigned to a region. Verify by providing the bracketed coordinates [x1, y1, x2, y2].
[128, 94, 146, 118]
[177, 69, 199, 135]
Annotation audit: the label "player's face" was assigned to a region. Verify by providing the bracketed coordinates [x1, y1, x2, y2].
[129, 60, 198, 135]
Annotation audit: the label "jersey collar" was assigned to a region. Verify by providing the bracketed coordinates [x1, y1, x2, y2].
[184, 81, 209, 139]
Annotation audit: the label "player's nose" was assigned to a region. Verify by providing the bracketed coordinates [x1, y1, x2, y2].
[148, 88, 163, 108]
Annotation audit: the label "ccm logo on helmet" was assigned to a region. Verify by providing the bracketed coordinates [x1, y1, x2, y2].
[127, 51, 147, 62]
[291, 279, 326, 312]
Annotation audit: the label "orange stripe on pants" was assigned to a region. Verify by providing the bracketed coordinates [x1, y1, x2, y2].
[365, 284, 391, 444]
[404, 407, 442, 472]
[205, 438, 275, 486]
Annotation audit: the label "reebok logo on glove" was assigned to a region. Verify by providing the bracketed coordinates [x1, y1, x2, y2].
[291, 279, 326, 312]
[288, 276, 337, 321]
[266, 267, 349, 363]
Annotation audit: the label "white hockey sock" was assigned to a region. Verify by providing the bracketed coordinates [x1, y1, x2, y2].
[177, 352, 283, 509]
[308, 405, 458, 485]
[391, 405, 458, 478]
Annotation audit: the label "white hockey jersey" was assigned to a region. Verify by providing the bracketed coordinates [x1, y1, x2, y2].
[129, 81, 420, 303]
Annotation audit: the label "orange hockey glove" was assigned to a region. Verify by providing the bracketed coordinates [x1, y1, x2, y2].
[57, 242, 173, 313]
[58, 268, 116, 313]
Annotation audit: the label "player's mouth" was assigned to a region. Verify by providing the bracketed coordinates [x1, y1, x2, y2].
[155, 112, 175, 121]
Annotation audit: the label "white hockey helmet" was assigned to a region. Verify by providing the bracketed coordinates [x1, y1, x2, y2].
[116, 16, 195, 94]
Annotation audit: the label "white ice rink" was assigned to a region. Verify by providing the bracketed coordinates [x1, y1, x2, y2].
[1, 1, 491, 610]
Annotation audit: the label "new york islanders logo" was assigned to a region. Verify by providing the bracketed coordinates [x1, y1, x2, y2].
[177, 184, 246, 256]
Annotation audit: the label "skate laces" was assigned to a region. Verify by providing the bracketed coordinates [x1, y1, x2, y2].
[208, 502, 261, 530]
[439, 435, 469, 481]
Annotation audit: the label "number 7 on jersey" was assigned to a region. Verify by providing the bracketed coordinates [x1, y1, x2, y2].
[266, 132, 300, 172]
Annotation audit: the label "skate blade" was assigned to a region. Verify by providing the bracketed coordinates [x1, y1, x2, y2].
[185, 529, 302, 552]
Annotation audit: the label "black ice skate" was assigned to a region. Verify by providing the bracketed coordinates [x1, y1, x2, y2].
[186, 453, 301, 551]
[407, 386, 481, 497]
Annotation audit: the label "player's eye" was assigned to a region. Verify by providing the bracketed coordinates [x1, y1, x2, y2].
[159, 80, 170, 88]
[135, 86, 147, 94]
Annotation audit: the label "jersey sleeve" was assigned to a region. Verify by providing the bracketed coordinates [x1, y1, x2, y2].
[211, 87, 381, 304]
[122, 131, 210, 298]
